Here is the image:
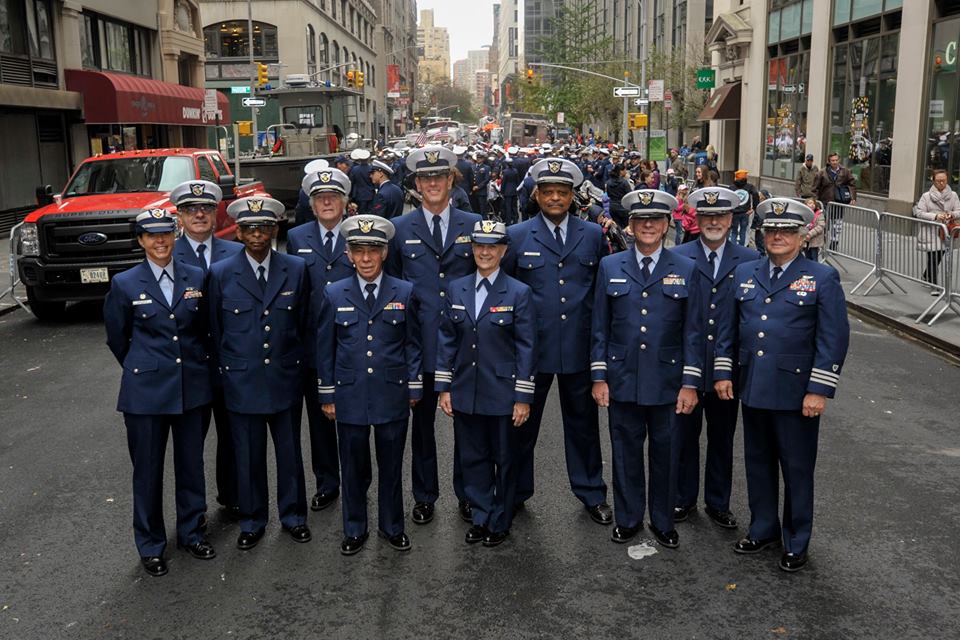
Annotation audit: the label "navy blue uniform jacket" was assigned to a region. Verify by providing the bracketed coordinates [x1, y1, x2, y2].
[435, 273, 537, 415]
[503, 214, 606, 373]
[386, 207, 482, 372]
[208, 250, 310, 414]
[591, 248, 704, 405]
[671, 240, 759, 389]
[372, 181, 405, 219]
[316, 274, 423, 425]
[714, 257, 849, 411]
[104, 260, 212, 414]
[349, 163, 375, 203]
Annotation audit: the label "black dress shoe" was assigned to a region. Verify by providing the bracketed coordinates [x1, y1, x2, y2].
[704, 506, 738, 529]
[482, 529, 509, 547]
[586, 502, 613, 525]
[648, 523, 680, 549]
[236, 528, 266, 551]
[177, 539, 216, 560]
[141, 556, 168, 577]
[282, 524, 312, 543]
[673, 504, 696, 522]
[611, 525, 640, 544]
[310, 489, 340, 511]
[734, 536, 781, 554]
[378, 530, 411, 551]
[459, 500, 473, 523]
[411, 502, 434, 524]
[340, 532, 369, 556]
[465, 525, 487, 544]
[779, 551, 808, 572]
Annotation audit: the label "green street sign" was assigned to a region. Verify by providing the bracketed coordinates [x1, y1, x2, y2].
[696, 68, 716, 90]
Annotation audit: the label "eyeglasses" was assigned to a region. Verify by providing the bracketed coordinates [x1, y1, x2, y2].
[180, 204, 217, 215]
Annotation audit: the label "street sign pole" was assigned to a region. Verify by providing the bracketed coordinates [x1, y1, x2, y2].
[640, 7, 648, 159]
[622, 72, 629, 148]
[247, 0, 258, 151]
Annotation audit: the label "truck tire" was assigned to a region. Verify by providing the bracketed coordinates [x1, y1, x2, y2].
[26, 286, 66, 322]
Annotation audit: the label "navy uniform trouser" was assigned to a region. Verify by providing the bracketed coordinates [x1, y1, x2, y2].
[124, 408, 206, 558]
[675, 391, 739, 512]
[410, 372, 464, 504]
[608, 401, 677, 532]
[338, 419, 407, 538]
[201, 386, 238, 508]
[454, 412, 517, 534]
[229, 405, 308, 533]
[742, 405, 820, 555]
[301, 366, 340, 495]
[515, 371, 607, 508]
[501, 196, 518, 226]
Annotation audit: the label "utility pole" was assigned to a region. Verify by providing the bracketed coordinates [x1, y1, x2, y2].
[247, 0, 258, 152]
[622, 71, 629, 148]
[640, 0, 648, 158]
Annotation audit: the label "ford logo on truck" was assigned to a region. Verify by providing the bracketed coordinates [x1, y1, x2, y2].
[78, 232, 108, 246]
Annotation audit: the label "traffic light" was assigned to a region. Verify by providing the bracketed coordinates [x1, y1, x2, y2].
[356, 71, 364, 89]
[628, 113, 648, 128]
[526, 68, 534, 85]
[257, 62, 268, 86]
[346, 69, 355, 88]
[237, 121, 253, 136]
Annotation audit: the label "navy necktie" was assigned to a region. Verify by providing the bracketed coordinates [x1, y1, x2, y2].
[365, 282, 377, 311]
[324, 231, 334, 258]
[641, 256, 653, 281]
[772, 266, 783, 283]
[708, 251, 717, 279]
[196, 243, 207, 272]
[432, 215, 443, 250]
[554, 225, 564, 252]
[257, 265, 267, 292]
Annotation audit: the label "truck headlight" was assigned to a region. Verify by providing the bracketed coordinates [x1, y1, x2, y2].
[19, 223, 40, 256]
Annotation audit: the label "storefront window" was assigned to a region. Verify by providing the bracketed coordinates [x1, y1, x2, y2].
[203, 21, 279, 59]
[923, 17, 960, 189]
[828, 32, 898, 195]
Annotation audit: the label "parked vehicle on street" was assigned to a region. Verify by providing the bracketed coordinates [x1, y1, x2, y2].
[16, 148, 270, 321]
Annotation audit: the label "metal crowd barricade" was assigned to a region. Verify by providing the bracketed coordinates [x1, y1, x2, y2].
[870, 213, 951, 323]
[821, 202, 888, 294]
[924, 228, 960, 325]
[0, 222, 30, 313]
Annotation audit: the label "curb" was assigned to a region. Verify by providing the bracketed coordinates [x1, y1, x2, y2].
[846, 300, 960, 363]
[0, 303, 24, 318]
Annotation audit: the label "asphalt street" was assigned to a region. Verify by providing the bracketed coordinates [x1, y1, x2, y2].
[1, 303, 958, 639]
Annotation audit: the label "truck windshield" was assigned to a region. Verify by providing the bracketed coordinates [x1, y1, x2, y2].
[63, 156, 195, 196]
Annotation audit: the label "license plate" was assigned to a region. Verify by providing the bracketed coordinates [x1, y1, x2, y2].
[80, 267, 109, 284]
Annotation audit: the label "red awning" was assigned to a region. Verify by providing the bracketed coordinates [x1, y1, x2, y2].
[65, 69, 231, 126]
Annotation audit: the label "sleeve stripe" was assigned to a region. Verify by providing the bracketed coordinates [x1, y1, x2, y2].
[714, 357, 733, 364]
[811, 368, 840, 380]
[808, 376, 837, 388]
[714, 365, 732, 372]
[684, 366, 702, 373]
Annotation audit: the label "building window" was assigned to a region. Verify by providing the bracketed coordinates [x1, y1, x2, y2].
[203, 20, 279, 59]
[320, 32, 330, 81]
[77, 11, 151, 77]
[827, 5, 900, 195]
[307, 24, 316, 76]
[672, 0, 687, 52]
[0, 0, 58, 87]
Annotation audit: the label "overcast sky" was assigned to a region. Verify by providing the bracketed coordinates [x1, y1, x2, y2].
[416, 0, 496, 73]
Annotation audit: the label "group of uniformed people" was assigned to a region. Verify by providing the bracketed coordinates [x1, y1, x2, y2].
[105, 143, 849, 577]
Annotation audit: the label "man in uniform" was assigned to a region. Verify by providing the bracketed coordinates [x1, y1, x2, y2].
[714, 198, 849, 572]
[208, 196, 312, 550]
[105, 208, 214, 576]
[454, 145, 475, 197]
[170, 180, 244, 517]
[591, 189, 703, 548]
[386, 146, 482, 525]
[370, 159, 405, 219]
[672, 187, 758, 529]
[502, 158, 611, 524]
[472, 151, 491, 216]
[286, 167, 356, 513]
[349, 149, 375, 215]
[317, 215, 423, 555]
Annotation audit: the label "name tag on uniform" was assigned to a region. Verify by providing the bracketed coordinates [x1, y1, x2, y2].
[384, 302, 405, 310]
[132, 299, 153, 306]
[523, 251, 541, 257]
[490, 306, 513, 313]
[451, 304, 466, 310]
[455, 235, 472, 243]
[609, 278, 627, 283]
[280, 290, 294, 296]
[405, 239, 422, 244]
[297, 248, 313, 253]
[337, 306, 355, 312]
[662, 274, 686, 286]
[183, 289, 203, 299]
[739, 282, 755, 289]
